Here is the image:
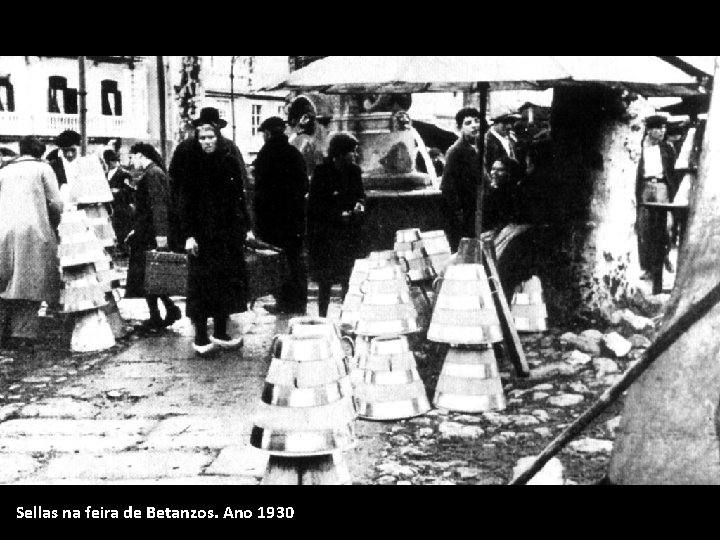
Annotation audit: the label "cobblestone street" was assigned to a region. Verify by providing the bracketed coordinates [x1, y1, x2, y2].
[0, 283, 666, 485]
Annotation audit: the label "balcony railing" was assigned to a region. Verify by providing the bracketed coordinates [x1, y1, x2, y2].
[0, 111, 147, 139]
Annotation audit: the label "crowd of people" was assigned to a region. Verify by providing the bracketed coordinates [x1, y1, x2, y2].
[0, 97, 702, 355]
[0, 100, 367, 357]
[439, 107, 554, 252]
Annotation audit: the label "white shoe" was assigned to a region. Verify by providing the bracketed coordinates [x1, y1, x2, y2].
[211, 335, 244, 349]
[193, 342, 217, 357]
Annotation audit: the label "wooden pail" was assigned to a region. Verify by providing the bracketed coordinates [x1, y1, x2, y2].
[434, 347, 506, 413]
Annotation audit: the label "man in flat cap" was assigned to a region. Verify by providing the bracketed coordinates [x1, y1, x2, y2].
[46, 129, 81, 188]
[484, 113, 521, 174]
[253, 116, 309, 314]
[636, 114, 677, 289]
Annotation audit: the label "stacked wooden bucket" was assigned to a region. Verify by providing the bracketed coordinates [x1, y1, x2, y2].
[420, 230, 452, 277]
[393, 229, 436, 284]
[428, 262, 507, 413]
[351, 260, 431, 421]
[252, 317, 356, 484]
[57, 209, 116, 352]
[510, 276, 548, 333]
[353, 335, 430, 421]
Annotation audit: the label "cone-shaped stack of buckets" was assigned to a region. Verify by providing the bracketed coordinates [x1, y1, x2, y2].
[340, 259, 371, 332]
[57, 209, 116, 353]
[351, 263, 431, 421]
[353, 335, 430, 420]
[428, 262, 506, 413]
[510, 276, 548, 333]
[252, 317, 356, 484]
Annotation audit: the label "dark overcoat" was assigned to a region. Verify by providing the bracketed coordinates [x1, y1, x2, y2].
[253, 134, 309, 249]
[46, 149, 68, 187]
[170, 139, 251, 320]
[307, 160, 365, 283]
[108, 166, 135, 249]
[441, 138, 482, 247]
[124, 163, 170, 298]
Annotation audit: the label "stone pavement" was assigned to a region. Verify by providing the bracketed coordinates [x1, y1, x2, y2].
[0, 294, 386, 485]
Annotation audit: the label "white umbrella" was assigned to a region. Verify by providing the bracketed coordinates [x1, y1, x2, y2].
[262, 56, 698, 95]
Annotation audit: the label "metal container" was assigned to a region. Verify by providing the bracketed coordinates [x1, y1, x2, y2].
[420, 230, 452, 275]
[352, 335, 431, 421]
[510, 276, 549, 333]
[395, 228, 422, 244]
[397, 247, 436, 283]
[252, 334, 357, 457]
[368, 250, 409, 272]
[427, 264, 502, 345]
[434, 347, 506, 413]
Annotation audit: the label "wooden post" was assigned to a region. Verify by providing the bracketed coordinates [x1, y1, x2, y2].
[156, 56, 168, 164]
[482, 240, 530, 378]
[475, 83, 489, 238]
[78, 56, 87, 156]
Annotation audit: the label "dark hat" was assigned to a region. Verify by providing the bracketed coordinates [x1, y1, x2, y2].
[288, 96, 317, 127]
[56, 130, 81, 148]
[103, 149, 119, 163]
[259, 116, 287, 134]
[492, 113, 522, 125]
[645, 115, 669, 129]
[192, 107, 228, 129]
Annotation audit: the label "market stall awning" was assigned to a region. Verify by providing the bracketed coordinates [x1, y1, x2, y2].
[261, 56, 701, 96]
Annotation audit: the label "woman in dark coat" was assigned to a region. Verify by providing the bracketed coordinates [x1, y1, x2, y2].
[104, 149, 136, 255]
[124, 143, 181, 330]
[169, 108, 252, 356]
[307, 133, 366, 318]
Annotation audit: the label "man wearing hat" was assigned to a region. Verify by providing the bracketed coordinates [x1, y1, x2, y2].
[636, 114, 677, 286]
[168, 107, 249, 252]
[46, 129, 81, 187]
[484, 113, 520, 174]
[253, 116, 309, 314]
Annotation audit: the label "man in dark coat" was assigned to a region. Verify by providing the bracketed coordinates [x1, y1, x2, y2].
[124, 143, 181, 330]
[46, 129, 81, 187]
[103, 149, 135, 254]
[484, 114, 520, 174]
[441, 108, 484, 251]
[254, 116, 309, 314]
[636, 114, 677, 289]
[169, 107, 252, 355]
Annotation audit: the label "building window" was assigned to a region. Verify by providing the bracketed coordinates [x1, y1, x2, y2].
[48, 76, 78, 114]
[0, 77, 14, 112]
[101, 79, 122, 116]
[251, 104, 263, 135]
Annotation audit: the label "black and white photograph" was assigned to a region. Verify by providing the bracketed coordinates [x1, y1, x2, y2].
[0, 55, 718, 490]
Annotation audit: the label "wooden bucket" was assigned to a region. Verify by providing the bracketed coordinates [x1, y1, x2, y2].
[510, 276, 549, 333]
[252, 335, 357, 457]
[434, 347, 506, 413]
[427, 264, 502, 345]
[352, 336, 431, 421]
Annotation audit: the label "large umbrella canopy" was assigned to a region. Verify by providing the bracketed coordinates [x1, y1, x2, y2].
[261, 56, 700, 96]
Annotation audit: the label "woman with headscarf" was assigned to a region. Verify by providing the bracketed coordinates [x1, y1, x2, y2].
[124, 143, 182, 330]
[307, 133, 366, 318]
[169, 108, 252, 356]
[0, 136, 63, 350]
